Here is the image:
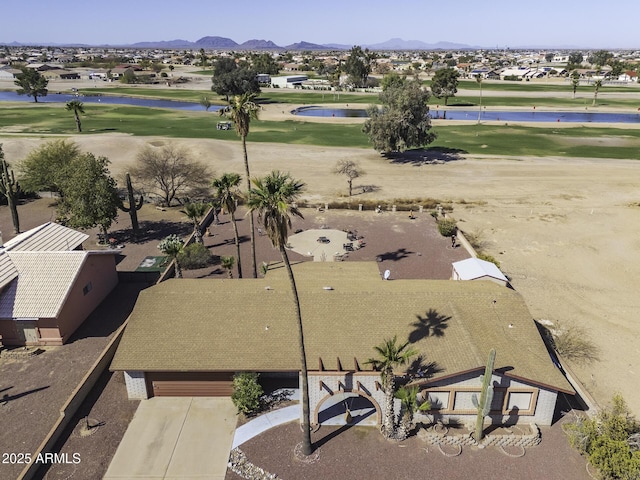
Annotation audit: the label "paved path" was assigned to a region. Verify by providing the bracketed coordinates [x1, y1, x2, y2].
[104, 397, 236, 480]
[232, 404, 300, 449]
[287, 228, 352, 261]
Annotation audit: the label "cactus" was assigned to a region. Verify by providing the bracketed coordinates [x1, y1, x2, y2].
[0, 145, 20, 234]
[118, 172, 143, 234]
[472, 348, 496, 442]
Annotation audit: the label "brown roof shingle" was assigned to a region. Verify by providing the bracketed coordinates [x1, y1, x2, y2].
[111, 262, 571, 392]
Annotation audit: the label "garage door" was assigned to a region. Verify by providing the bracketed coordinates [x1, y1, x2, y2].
[147, 372, 234, 397]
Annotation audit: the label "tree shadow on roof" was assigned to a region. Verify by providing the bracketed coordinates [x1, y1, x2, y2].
[384, 147, 467, 166]
[405, 356, 444, 383]
[408, 308, 450, 343]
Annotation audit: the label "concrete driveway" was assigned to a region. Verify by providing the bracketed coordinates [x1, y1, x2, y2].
[104, 397, 236, 480]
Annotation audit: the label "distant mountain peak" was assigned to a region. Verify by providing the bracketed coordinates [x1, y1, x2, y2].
[239, 39, 282, 50]
[195, 36, 238, 48]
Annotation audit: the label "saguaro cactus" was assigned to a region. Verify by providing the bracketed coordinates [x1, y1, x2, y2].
[118, 173, 143, 234]
[0, 147, 20, 234]
[472, 348, 496, 442]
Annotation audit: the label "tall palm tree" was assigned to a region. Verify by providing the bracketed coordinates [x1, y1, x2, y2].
[366, 336, 417, 439]
[593, 79, 603, 106]
[246, 171, 313, 455]
[65, 100, 85, 132]
[212, 173, 243, 278]
[226, 93, 260, 278]
[180, 202, 208, 244]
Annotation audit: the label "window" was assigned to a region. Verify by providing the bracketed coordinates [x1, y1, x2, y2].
[426, 391, 450, 410]
[82, 282, 93, 296]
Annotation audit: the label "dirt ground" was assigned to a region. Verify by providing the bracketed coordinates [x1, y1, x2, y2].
[2, 133, 639, 417]
[226, 398, 592, 480]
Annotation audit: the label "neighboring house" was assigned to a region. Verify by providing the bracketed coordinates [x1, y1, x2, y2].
[452, 257, 510, 288]
[0, 223, 119, 346]
[0, 67, 21, 80]
[271, 75, 308, 88]
[111, 262, 572, 427]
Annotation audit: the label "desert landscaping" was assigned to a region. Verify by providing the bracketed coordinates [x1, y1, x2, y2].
[1, 130, 639, 419]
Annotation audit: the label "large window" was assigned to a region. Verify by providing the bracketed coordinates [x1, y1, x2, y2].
[422, 386, 538, 415]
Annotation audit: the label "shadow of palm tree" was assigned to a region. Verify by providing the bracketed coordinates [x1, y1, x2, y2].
[378, 248, 413, 262]
[409, 308, 450, 343]
[405, 356, 444, 381]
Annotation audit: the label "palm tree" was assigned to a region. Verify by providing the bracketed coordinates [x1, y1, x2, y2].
[246, 171, 313, 455]
[65, 100, 85, 132]
[366, 336, 417, 439]
[394, 385, 430, 440]
[180, 202, 208, 244]
[158, 234, 184, 278]
[475, 74, 483, 124]
[220, 255, 235, 278]
[593, 79, 603, 106]
[212, 173, 243, 278]
[225, 93, 260, 278]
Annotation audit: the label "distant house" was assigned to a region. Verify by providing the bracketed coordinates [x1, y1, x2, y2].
[0, 67, 21, 80]
[270, 75, 308, 88]
[112, 262, 572, 427]
[0, 223, 119, 346]
[452, 257, 510, 288]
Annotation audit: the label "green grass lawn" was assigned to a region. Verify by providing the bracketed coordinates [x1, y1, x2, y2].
[1, 103, 639, 159]
[432, 96, 640, 109]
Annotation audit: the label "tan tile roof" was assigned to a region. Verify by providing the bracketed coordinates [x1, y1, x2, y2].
[0, 251, 87, 318]
[111, 262, 572, 393]
[0, 251, 19, 291]
[3, 222, 89, 252]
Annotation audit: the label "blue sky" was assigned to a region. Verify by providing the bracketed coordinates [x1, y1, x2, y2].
[2, 0, 639, 49]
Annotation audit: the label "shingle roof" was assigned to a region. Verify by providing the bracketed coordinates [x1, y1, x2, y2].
[111, 262, 571, 393]
[0, 251, 87, 318]
[3, 222, 89, 252]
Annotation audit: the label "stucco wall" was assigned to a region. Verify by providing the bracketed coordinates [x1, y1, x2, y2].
[55, 254, 118, 344]
[124, 371, 149, 399]
[308, 372, 396, 425]
[418, 371, 558, 426]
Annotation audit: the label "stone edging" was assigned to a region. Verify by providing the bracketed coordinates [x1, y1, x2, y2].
[228, 448, 278, 480]
[418, 423, 541, 449]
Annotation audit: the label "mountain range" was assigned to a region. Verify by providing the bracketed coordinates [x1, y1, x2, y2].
[3, 37, 477, 51]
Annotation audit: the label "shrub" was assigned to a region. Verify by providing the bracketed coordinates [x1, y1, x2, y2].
[177, 242, 212, 269]
[551, 323, 600, 364]
[476, 252, 501, 268]
[437, 219, 457, 237]
[564, 394, 640, 479]
[231, 372, 263, 416]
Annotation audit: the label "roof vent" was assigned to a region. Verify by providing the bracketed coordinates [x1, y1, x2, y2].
[323, 286, 333, 291]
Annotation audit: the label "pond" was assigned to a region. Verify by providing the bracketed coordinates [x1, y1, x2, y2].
[292, 106, 640, 124]
[0, 90, 221, 112]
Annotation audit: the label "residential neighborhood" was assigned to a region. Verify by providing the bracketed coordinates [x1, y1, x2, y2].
[1, 28, 639, 480]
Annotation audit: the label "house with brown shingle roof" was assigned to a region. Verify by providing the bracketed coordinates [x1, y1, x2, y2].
[0, 223, 119, 346]
[111, 262, 573, 427]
